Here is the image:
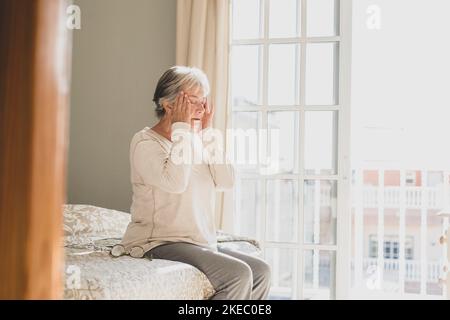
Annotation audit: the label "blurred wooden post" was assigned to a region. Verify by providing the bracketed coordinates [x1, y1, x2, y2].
[0, 0, 72, 299]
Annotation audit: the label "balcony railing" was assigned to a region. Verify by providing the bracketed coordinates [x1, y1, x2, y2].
[361, 258, 442, 282]
[267, 169, 449, 299]
[269, 258, 443, 300]
[304, 185, 450, 209]
[356, 186, 446, 209]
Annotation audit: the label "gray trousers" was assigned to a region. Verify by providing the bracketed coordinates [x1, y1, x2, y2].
[146, 242, 271, 300]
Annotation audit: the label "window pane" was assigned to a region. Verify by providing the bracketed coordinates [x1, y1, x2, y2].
[268, 111, 299, 174]
[351, 169, 448, 296]
[307, 0, 339, 37]
[268, 44, 299, 106]
[269, 0, 299, 38]
[304, 111, 338, 175]
[232, 0, 262, 39]
[306, 42, 339, 105]
[304, 250, 336, 299]
[234, 179, 261, 239]
[427, 208, 444, 296]
[232, 112, 260, 173]
[231, 45, 262, 106]
[265, 248, 297, 299]
[304, 180, 337, 245]
[266, 180, 298, 243]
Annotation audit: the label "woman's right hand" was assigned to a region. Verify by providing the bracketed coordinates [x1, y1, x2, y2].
[169, 91, 195, 124]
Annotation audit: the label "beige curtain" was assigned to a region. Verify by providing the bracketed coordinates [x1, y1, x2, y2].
[176, 0, 234, 232]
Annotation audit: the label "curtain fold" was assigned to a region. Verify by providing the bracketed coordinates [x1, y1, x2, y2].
[176, 0, 233, 232]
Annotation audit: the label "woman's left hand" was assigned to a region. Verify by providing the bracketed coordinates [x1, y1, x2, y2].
[202, 97, 215, 130]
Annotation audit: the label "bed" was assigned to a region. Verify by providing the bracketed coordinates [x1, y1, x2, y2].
[63, 204, 261, 300]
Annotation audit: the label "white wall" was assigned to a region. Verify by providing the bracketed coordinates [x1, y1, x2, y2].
[67, 0, 176, 212]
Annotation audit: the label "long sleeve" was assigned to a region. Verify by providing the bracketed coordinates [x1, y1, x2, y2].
[201, 127, 235, 191]
[133, 122, 192, 193]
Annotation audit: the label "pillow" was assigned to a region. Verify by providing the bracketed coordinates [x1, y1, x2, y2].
[216, 230, 261, 250]
[63, 204, 130, 242]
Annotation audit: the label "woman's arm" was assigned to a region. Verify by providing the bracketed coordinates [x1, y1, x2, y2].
[134, 122, 193, 193]
[208, 161, 235, 191]
[201, 127, 235, 191]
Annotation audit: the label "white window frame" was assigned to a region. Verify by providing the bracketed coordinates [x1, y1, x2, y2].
[227, 0, 353, 299]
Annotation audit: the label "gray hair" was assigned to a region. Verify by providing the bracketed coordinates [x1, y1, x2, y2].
[153, 66, 210, 119]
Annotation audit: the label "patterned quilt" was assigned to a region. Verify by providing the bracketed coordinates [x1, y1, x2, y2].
[63, 204, 260, 300]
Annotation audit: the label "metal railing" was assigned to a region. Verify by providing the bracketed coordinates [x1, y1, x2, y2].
[304, 184, 449, 209]
[361, 258, 442, 282]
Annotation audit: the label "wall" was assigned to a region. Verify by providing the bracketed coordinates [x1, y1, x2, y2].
[68, 0, 176, 212]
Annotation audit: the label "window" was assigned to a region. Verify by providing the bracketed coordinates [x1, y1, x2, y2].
[369, 235, 414, 260]
[369, 235, 378, 258]
[229, 0, 352, 300]
[384, 241, 391, 259]
[350, 0, 450, 298]
[405, 171, 416, 186]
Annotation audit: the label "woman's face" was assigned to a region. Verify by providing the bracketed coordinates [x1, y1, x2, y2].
[182, 86, 207, 123]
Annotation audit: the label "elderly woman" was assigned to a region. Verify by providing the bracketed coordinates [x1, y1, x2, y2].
[114, 66, 271, 300]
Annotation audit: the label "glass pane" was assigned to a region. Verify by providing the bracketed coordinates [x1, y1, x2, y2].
[305, 42, 338, 105]
[234, 179, 260, 239]
[307, 0, 339, 37]
[269, 0, 299, 38]
[404, 171, 421, 294]
[350, 0, 450, 299]
[231, 45, 262, 106]
[266, 180, 298, 243]
[304, 111, 338, 175]
[304, 180, 337, 245]
[351, 169, 448, 296]
[425, 170, 447, 296]
[232, 112, 259, 173]
[427, 207, 444, 296]
[268, 44, 299, 106]
[232, 0, 262, 39]
[267, 111, 299, 174]
[304, 250, 336, 299]
[265, 248, 297, 299]
[350, 169, 384, 295]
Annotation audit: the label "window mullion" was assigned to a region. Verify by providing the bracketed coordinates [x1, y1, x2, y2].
[260, 0, 270, 263]
[296, 0, 308, 301]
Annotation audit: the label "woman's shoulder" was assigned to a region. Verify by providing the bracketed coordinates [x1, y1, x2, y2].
[130, 127, 170, 154]
[131, 127, 161, 143]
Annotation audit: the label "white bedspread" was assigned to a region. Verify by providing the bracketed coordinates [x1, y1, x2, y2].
[63, 204, 260, 300]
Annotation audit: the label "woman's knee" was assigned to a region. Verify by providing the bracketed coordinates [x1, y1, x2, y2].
[216, 259, 253, 293]
[228, 260, 253, 285]
[212, 259, 253, 299]
[253, 259, 272, 283]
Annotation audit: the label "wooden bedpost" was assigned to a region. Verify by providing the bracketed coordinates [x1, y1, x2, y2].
[0, 0, 72, 299]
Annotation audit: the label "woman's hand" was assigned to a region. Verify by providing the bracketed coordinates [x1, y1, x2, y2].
[202, 97, 215, 130]
[169, 91, 195, 124]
